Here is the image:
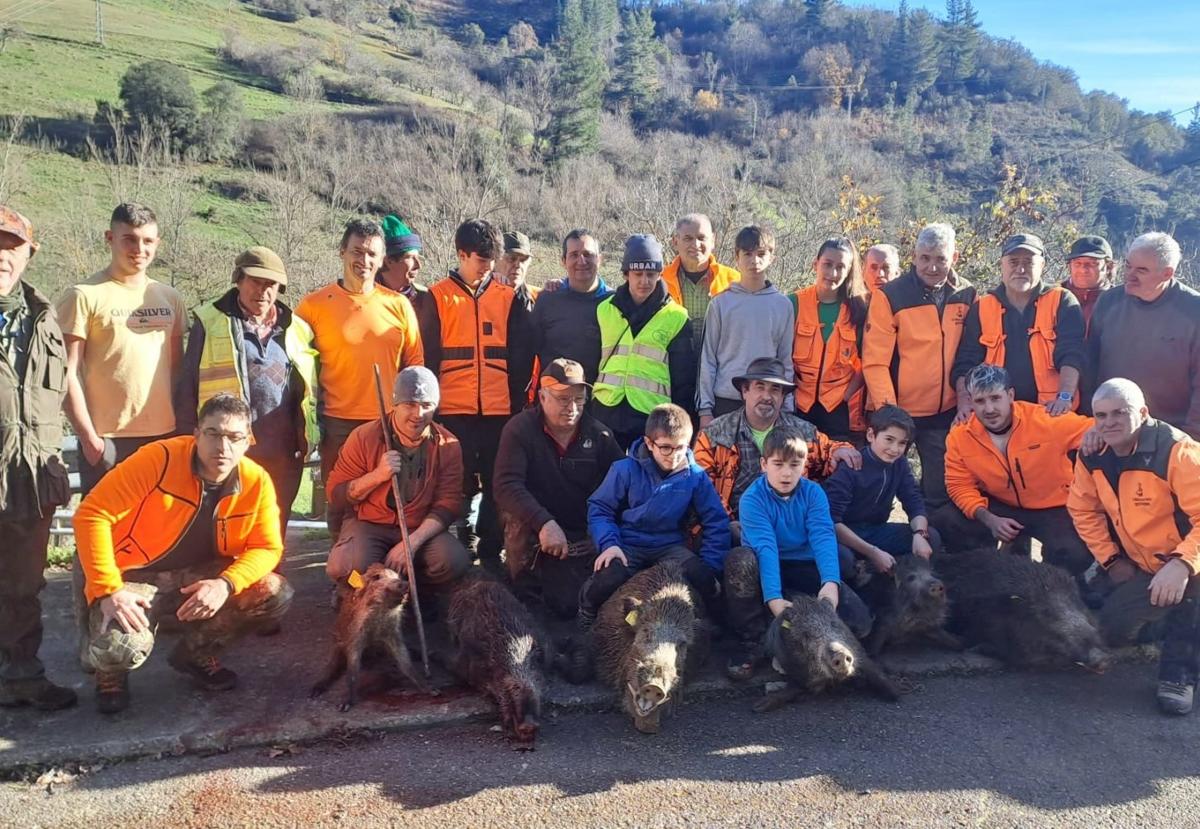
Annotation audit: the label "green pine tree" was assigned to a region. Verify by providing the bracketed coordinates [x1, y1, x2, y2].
[542, 0, 606, 166]
[942, 0, 981, 87]
[904, 9, 941, 101]
[609, 6, 662, 127]
[806, 0, 832, 33]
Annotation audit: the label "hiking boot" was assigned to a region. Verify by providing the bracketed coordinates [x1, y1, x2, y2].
[168, 647, 238, 692]
[0, 677, 78, 711]
[95, 671, 130, 715]
[726, 641, 764, 682]
[1157, 680, 1195, 715]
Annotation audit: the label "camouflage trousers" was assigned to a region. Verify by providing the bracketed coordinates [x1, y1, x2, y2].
[86, 562, 293, 674]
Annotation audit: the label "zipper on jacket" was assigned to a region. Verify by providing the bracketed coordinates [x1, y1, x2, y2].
[1014, 458, 1029, 492]
[971, 428, 1024, 508]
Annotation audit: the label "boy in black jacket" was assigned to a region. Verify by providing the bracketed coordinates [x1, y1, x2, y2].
[822, 406, 940, 577]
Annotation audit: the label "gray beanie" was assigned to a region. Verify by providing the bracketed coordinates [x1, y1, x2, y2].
[622, 234, 664, 272]
[394, 366, 440, 406]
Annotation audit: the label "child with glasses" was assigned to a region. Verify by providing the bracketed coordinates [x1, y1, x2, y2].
[578, 404, 731, 627]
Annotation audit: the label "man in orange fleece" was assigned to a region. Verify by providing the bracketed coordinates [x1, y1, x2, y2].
[325, 366, 469, 588]
[1068, 378, 1200, 715]
[933, 364, 1094, 574]
[75, 394, 293, 715]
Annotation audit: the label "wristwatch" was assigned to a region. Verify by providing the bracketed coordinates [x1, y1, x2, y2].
[1056, 391, 1074, 402]
[912, 528, 930, 539]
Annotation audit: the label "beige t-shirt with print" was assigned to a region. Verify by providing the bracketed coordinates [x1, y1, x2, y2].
[55, 271, 187, 438]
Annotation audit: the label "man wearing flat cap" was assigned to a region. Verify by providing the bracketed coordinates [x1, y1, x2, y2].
[324, 366, 470, 589]
[494, 358, 624, 618]
[176, 246, 319, 544]
[495, 230, 538, 310]
[0, 206, 77, 711]
[1063, 235, 1115, 331]
[952, 232, 1086, 419]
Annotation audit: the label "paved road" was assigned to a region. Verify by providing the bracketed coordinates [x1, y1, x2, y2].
[5, 662, 1197, 828]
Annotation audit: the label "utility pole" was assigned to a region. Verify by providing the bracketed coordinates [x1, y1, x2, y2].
[95, 0, 104, 46]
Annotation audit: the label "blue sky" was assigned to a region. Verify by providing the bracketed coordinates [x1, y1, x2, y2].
[846, 0, 1200, 120]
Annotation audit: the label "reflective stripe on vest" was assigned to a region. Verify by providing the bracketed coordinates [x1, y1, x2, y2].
[593, 298, 688, 414]
[193, 302, 320, 454]
[430, 277, 515, 416]
[978, 289, 1070, 406]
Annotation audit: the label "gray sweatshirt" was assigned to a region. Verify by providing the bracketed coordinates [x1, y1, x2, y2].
[698, 281, 796, 414]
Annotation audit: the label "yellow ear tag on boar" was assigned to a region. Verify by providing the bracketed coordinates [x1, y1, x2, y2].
[347, 570, 365, 590]
[781, 620, 792, 630]
[625, 610, 638, 627]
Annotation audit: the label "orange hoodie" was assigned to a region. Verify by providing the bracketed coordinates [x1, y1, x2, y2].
[74, 436, 282, 604]
[944, 401, 1093, 519]
[1068, 419, 1200, 575]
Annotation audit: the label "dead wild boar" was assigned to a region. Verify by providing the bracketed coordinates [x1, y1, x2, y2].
[757, 594, 902, 712]
[935, 549, 1111, 672]
[864, 556, 963, 656]
[310, 563, 430, 711]
[447, 578, 548, 749]
[593, 563, 710, 735]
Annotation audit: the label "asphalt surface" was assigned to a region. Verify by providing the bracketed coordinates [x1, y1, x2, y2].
[5, 661, 1198, 829]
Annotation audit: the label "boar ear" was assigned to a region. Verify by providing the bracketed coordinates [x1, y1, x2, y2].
[622, 596, 643, 614]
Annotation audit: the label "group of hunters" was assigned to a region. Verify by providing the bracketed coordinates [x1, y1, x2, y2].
[1, 198, 1199, 722]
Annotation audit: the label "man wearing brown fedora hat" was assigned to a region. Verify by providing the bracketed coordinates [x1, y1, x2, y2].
[694, 356, 860, 524]
[176, 246, 319, 548]
[494, 358, 624, 618]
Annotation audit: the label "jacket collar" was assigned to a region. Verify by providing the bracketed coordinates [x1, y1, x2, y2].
[448, 269, 495, 298]
[628, 438, 695, 480]
[213, 288, 294, 330]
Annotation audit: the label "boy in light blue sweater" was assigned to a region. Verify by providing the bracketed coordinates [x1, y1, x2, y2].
[723, 426, 873, 679]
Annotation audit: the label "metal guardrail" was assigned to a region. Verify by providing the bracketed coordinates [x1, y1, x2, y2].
[51, 436, 328, 540]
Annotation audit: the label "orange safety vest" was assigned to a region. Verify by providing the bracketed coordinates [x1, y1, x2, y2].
[977, 288, 1075, 409]
[661, 256, 741, 307]
[792, 286, 865, 430]
[430, 276, 515, 416]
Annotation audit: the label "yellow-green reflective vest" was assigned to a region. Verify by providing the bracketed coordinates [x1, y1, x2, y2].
[193, 301, 320, 455]
[594, 298, 688, 414]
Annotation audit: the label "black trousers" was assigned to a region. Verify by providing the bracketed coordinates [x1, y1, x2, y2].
[723, 546, 873, 642]
[0, 513, 55, 681]
[930, 501, 1093, 575]
[579, 545, 720, 617]
[439, 414, 508, 563]
[1100, 572, 1200, 685]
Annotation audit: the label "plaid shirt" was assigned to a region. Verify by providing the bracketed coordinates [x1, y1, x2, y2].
[678, 272, 711, 353]
[694, 409, 849, 518]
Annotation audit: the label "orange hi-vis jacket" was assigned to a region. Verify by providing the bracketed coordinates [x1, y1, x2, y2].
[792, 286, 865, 430]
[944, 402, 1093, 519]
[977, 287, 1076, 408]
[661, 255, 740, 307]
[863, 269, 976, 418]
[74, 436, 282, 604]
[430, 274, 517, 417]
[1068, 419, 1200, 575]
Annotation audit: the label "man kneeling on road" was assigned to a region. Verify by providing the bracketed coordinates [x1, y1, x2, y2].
[1068, 379, 1200, 715]
[493, 359, 624, 618]
[933, 364, 1095, 576]
[325, 366, 470, 592]
[75, 394, 294, 714]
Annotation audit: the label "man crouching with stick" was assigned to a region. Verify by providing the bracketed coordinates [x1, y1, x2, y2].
[325, 366, 470, 670]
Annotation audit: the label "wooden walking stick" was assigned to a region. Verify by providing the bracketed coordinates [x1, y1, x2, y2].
[373, 364, 430, 677]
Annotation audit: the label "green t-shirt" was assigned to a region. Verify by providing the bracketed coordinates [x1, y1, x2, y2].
[818, 300, 841, 343]
[750, 425, 772, 451]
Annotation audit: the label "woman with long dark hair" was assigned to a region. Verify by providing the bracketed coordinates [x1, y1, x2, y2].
[791, 237, 869, 441]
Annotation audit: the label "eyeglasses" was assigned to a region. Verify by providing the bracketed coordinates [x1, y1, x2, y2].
[201, 428, 250, 446]
[546, 390, 587, 409]
[651, 441, 688, 456]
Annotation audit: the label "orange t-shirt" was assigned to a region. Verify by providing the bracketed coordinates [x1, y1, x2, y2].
[295, 283, 424, 420]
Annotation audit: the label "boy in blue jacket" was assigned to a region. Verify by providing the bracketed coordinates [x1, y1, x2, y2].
[724, 426, 873, 679]
[822, 406, 939, 578]
[580, 403, 731, 627]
